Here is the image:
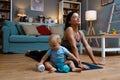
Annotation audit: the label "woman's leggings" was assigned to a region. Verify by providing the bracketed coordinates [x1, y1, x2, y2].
[26, 50, 50, 62]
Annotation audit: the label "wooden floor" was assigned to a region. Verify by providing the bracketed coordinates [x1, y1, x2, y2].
[0, 52, 120, 80]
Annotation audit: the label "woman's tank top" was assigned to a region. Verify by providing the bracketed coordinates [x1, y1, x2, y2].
[61, 31, 82, 52]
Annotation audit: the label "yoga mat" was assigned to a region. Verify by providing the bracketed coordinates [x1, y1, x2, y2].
[56, 62, 103, 73]
[26, 53, 103, 71]
[82, 62, 103, 70]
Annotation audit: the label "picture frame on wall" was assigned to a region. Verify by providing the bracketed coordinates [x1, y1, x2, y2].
[101, 0, 114, 6]
[31, 0, 44, 11]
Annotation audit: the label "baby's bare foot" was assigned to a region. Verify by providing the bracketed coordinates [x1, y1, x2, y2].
[78, 64, 89, 69]
[49, 68, 57, 73]
[72, 68, 82, 72]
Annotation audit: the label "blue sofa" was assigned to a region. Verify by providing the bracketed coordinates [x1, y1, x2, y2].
[2, 20, 64, 53]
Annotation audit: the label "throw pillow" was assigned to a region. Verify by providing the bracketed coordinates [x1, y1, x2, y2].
[37, 25, 51, 35]
[22, 24, 40, 36]
[49, 26, 63, 37]
[15, 23, 25, 35]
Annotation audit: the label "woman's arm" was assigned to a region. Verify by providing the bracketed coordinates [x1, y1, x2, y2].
[79, 30, 104, 65]
[67, 53, 80, 64]
[67, 52, 89, 69]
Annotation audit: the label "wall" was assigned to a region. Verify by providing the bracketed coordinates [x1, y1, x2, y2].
[12, 0, 119, 33]
[87, 0, 120, 47]
[12, 0, 59, 22]
[87, 0, 120, 33]
[83, 0, 111, 33]
[80, 0, 88, 30]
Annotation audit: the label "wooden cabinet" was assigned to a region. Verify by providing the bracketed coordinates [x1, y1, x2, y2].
[59, 0, 81, 24]
[0, 0, 12, 22]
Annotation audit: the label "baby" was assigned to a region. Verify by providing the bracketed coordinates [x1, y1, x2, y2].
[37, 34, 81, 73]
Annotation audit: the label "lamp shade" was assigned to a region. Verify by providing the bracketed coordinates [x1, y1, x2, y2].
[85, 10, 97, 21]
[17, 8, 26, 17]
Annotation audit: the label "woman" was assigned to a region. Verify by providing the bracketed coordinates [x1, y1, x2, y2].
[25, 12, 104, 69]
[61, 12, 104, 68]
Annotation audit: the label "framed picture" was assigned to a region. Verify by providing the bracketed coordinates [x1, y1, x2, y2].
[101, 0, 114, 6]
[31, 0, 44, 11]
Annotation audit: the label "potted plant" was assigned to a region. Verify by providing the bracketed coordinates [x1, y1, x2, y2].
[111, 28, 117, 34]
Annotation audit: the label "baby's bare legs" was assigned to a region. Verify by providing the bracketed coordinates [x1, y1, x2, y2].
[44, 61, 57, 73]
[65, 60, 81, 72]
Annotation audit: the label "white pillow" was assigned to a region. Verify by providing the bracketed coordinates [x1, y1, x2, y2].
[49, 26, 63, 37]
[22, 24, 40, 36]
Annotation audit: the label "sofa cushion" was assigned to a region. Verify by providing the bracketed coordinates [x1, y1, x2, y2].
[4, 20, 18, 35]
[22, 24, 40, 36]
[9, 35, 50, 42]
[37, 25, 51, 35]
[49, 26, 63, 37]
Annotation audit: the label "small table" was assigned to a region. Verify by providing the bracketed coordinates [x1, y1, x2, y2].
[83, 34, 120, 58]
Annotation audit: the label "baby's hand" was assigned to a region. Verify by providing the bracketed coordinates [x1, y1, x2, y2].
[36, 63, 43, 67]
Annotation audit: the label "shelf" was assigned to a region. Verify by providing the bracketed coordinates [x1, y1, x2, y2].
[0, 0, 11, 48]
[64, 1, 80, 4]
[0, 1, 10, 3]
[109, 20, 120, 23]
[59, 0, 81, 24]
[0, 9, 10, 11]
[64, 8, 79, 10]
[0, 0, 11, 21]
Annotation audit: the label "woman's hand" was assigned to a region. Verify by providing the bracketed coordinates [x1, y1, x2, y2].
[76, 59, 81, 64]
[93, 61, 105, 65]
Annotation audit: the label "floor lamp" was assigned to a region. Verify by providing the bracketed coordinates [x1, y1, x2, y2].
[85, 10, 97, 35]
[85, 10, 99, 47]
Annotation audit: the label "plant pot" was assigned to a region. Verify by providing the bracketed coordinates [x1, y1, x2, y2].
[112, 31, 116, 34]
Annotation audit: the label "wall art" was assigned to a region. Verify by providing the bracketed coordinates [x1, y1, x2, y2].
[31, 0, 44, 11]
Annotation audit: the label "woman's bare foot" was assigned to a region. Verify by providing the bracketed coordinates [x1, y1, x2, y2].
[25, 50, 31, 56]
[72, 68, 82, 72]
[49, 68, 57, 73]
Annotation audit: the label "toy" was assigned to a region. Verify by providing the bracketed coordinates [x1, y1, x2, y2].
[56, 63, 70, 73]
[37, 64, 45, 72]
[62, 64, 70, 73]
[98, 30, 103, 34]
